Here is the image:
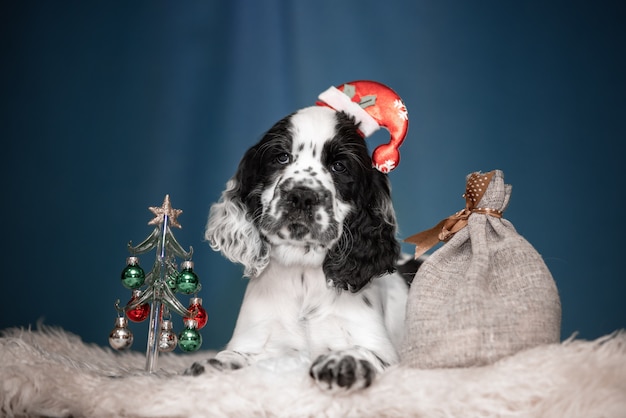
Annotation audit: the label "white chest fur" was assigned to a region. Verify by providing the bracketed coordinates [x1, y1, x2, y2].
[225, 261, 406, 365]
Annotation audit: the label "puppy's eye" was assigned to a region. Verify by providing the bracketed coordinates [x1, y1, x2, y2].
[330, 161, 347, 173]
[275, 153, 291, 165]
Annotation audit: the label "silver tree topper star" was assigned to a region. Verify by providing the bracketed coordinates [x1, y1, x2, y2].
[148, 194, 183, 229]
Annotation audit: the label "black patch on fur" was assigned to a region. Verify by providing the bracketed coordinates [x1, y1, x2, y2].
[374, 353, 391, 368]
[208, 358, 224, 370]
[337, 356, 357, 388]
[321, 111, 400, 292]
[395, 256, 424, 286]
[288, 223, 309, 240]
[310, 353, 376, 390]
[310, 355, 336, 389]
[304, 305, 319, 317]
[359, 359, 375, 388]
[224, 114, 295, 222]
[208, 357, 242, 371]
[184, 362, 206, 376]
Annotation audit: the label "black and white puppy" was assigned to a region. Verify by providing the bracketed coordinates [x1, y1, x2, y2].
[186, 105, 415, 391]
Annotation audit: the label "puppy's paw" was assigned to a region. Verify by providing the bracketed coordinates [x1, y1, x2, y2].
[184, 350, 250, 376]
[309, 351, 377, 391]
[183, 360, 208, 376]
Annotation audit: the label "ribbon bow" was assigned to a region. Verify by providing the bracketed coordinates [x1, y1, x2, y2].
[405, 171, 503, 259]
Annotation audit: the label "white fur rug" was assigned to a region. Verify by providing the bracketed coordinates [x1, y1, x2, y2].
[1, 326, 625, 418]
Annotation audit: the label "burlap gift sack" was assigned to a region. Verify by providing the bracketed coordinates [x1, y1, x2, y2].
[401, 170, 561, 368]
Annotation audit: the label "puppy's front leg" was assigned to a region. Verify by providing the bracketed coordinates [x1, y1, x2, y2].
[307, 287, 400, 391]
[184, 324, 274, 376]
[185, 277, 303, 376]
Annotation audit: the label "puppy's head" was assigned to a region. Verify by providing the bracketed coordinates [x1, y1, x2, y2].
[206, 106, 399, 291]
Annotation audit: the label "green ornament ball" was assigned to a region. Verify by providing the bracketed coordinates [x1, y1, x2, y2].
[121, 258, 145, 289]
[166, 271, 178, 291]
[178, 326, 202, 352]
[176, 261, 199, 294]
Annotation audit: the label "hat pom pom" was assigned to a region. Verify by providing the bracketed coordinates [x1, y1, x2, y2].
[372, 143, 400, 173]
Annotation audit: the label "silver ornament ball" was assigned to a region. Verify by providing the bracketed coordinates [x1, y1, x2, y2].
[158, 320, 178, 352]
[109, 317, 134, 350]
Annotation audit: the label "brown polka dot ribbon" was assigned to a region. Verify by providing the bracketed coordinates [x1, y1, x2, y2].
[405, 171, 503, 259]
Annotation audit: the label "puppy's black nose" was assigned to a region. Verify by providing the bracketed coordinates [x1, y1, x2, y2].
[286, 187, 319, 212]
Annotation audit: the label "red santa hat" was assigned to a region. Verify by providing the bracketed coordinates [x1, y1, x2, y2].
[317, 80, 409, 173]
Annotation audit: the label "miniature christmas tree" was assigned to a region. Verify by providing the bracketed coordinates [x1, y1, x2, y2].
[108, 195, 207, 373]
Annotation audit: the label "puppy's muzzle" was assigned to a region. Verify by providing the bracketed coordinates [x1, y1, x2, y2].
[284, 186, 320, 222]
[275, 184, 333, 241]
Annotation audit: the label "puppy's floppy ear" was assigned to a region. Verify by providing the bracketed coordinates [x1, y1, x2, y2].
[324, 172, 400, 292]
[205, 147, 270, 278]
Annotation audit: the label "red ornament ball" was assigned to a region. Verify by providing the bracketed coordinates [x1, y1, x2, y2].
[184, 297, 208, 329]
[126, 303, 150, 322]
[125, 290, 150, 322]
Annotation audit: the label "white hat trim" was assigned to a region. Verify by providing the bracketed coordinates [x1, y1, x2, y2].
[318, 86, 381, 137]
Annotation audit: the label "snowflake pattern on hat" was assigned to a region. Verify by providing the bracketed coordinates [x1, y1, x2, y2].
[317, 80, 409, 173]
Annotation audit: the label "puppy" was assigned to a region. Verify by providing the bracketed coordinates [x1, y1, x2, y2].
[186, 105, 416, 391]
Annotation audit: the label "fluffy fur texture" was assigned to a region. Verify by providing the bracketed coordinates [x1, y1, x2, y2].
[1, 326, 625, 417]
[190, 106, 410, 391]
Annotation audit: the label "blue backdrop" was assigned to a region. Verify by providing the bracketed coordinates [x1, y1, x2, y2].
[1, 1, 624, 352]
